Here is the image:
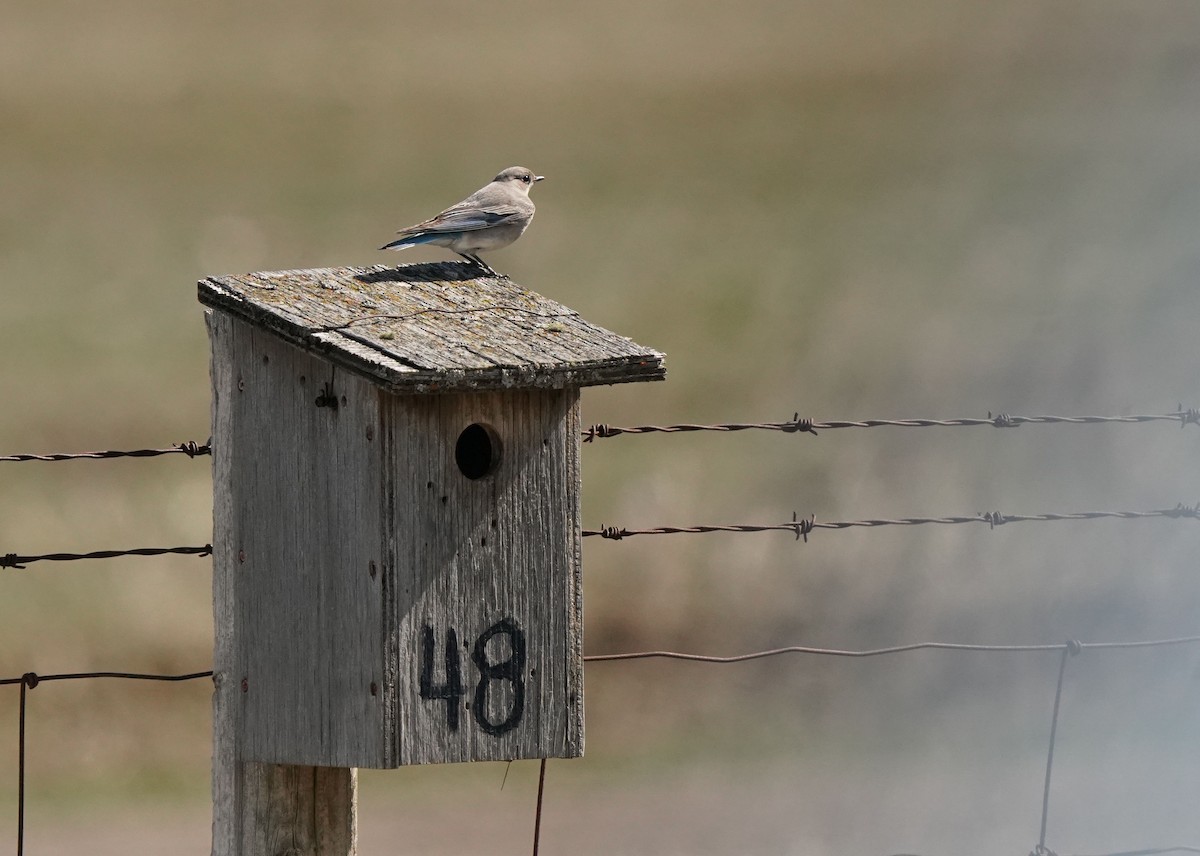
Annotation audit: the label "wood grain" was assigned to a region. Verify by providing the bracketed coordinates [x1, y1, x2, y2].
[210, 310, 357, 855]
[211, 312, 583, 770]
[198, 262, 665, 394]
[381, 385, 583, 765]
[204, 265, 647, 848]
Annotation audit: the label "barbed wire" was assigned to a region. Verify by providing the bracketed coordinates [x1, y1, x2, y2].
[0, 439, 210, 463]
[584, 504, 1200, 542]
[5, 504, 1192, 572]
[2, 411, 1198, 854]
[0, 544, 213, 569]
[582, 406, 1200, 441]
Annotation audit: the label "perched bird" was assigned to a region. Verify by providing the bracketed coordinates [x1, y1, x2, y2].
[380, 166, 544, 277]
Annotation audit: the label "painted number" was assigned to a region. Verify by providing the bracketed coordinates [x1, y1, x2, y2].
[471, 618, 526, 735]
[418, 625, 463, 731]
[419, 618, 526, 735]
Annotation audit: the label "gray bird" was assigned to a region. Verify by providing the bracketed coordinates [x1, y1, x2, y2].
[380, 166, 544, 277]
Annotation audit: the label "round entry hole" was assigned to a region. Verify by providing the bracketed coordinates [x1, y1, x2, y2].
[455, 423, 501, 480]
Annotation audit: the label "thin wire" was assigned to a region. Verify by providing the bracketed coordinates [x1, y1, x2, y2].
[1039, 643, 1079, 854]
[1066, 849, 1200, 856]
[884, 848, 1200, 856]
[888, 845, 1200, 849]
[583, 635, 1200, 664]
[532, 758, 547, 856]
[0, 440, 210, 463]
[583, 505, 1200, 542]
[0, 544, 213, 569]
[0, 670, 213, 687]
[1081, 636, 1200, 651]
[582, 408, 1200, 441]
[17, 674, 32, 856]
[7, 670, 211, 856]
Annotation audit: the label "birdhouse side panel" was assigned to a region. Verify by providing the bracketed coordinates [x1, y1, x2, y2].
[380, 387, 583, 766]
[212, 313, 389, 767]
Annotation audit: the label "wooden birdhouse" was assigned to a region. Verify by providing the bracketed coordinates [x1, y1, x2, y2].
[199, 262, 663, 770]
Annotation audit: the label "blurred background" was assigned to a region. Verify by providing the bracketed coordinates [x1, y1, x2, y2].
[2, 2, 1200, 853]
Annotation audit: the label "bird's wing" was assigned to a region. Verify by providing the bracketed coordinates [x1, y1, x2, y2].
[395, 204, 524, 237]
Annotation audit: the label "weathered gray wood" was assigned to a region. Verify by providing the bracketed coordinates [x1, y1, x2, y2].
[227, 318, 387, 766]
[197, 263, 666, 394]
[382, 385, 583, 765]
[207, 265, 658, 848]
[210, 310, 357, 855]
[211, 310, 583, 768]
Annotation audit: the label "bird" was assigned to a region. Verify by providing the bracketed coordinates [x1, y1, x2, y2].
[380, 166, 544, 277]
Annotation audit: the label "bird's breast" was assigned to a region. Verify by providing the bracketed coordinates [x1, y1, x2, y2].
[448, 220, 530, 252]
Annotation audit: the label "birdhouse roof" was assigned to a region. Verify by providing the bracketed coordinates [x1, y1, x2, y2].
[198, 262, 665, 394]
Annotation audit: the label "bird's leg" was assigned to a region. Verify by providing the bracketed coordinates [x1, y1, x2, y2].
[457, 252, 504, 278]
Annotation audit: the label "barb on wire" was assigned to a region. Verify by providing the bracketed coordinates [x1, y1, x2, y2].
[584, 504, 1200, 541]
[0, 544, 213, 569]
[582, 407, 1200, 441]
[0, 439, 211, 463]
[583, 634, 1200, 664]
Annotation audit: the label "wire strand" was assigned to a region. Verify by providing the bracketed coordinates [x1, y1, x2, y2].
[0, 670, 213, 687]
[8, 669, 212, 856]
[1039, 643, 1080, 853]
[0, 545, 213, 569]
[532, 759, 548, 856]
[583, 635, 1200, 664]
[582, 408, 1200, 441]
[17, 675, 30, 856]
[584, 505, 1200, 542]
[1065, 848, 1200, 856]
[0, 440, 210, 463]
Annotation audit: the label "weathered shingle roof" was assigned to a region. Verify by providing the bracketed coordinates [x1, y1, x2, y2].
[198, 262, 665, 394]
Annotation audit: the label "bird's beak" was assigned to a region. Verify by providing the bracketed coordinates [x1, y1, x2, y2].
[534, 175, 545, 182]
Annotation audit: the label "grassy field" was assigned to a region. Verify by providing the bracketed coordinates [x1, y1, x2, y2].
[2, 3, 1200, 853]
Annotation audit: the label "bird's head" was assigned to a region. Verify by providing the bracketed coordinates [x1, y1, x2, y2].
[493, 166, 545, 194]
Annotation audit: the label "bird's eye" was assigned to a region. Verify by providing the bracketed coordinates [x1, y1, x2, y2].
[522, 174, 531, 183]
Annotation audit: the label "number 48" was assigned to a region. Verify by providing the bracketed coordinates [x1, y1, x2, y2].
[419, 618, 526, 736]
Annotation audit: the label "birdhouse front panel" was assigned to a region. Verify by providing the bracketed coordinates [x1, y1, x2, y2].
[379, 387, 582, 766]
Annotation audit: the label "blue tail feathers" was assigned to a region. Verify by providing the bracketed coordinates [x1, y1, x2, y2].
[380, 231, 451, 251]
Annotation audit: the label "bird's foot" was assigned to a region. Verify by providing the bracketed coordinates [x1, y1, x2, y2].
[459, 253, 503, 279]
